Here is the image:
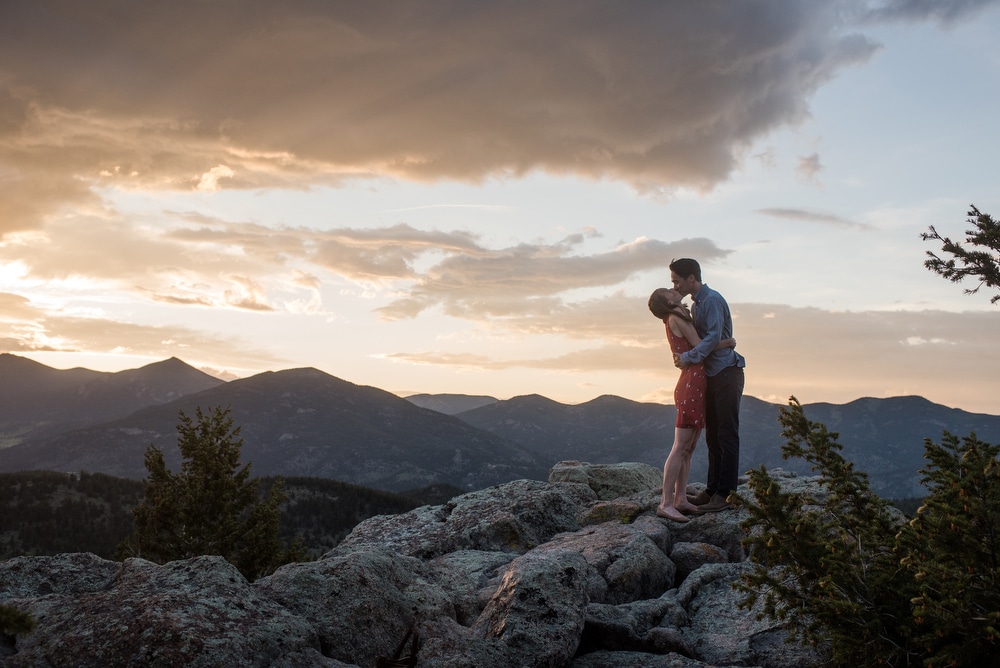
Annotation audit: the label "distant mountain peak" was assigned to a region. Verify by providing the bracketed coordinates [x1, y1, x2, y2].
[0, 353, 53, 370]
[582, 394, 641, 407]
[510, 393, 563, 406]
[140, 357, 193, 370]
[113, 358, 224, 386]
[405, 393, 499, 415]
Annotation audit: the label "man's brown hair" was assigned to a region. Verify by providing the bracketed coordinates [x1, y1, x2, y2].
[669, 258, 701, 282]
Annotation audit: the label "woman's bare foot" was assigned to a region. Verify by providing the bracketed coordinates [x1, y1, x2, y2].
[656, 505, 690, 522]
[674, 501, 699, 514]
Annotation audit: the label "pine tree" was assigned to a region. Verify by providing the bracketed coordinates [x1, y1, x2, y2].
[122, 406, 289, 580]
[737, 399, 1000, 667]
[922, 205, 1000, 303]
[897, 432, 1000, 667]
[735, 398, 920, 666]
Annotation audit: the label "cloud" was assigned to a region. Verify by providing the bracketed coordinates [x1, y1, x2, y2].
[0, 1, 892, 237]
[0, 213, 478, 309]
[223, 275, 274, 312]
[197, 164, 236, 192]
[0, 212, 293, 314]
[2, 194, 726, 318]
[0, 291, 37, 320]
[389, 344, 659, 374]
[376, 237, 729, 320]
[757, 207, 872, 230]
[796, 153, 824, 183]
[161, 220, 486, 283]
[0, 291, 284, 368]
[146, 292, 215, 307]
[382, 351, 502, 372]
[863, 0, 998, 25]
[385, 300, 1000, 410]
[727, 304, 1000, 409]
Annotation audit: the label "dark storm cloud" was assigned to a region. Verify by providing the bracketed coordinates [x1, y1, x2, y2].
[0, 0, 890, 236]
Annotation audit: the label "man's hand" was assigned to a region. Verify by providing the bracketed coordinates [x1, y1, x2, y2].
[673, 353, 685, 370]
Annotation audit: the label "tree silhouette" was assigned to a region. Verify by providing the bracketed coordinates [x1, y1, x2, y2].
[122, 406, 289, 580]
[897, 431, 1000, 667]
[922, 205, 1000, 303]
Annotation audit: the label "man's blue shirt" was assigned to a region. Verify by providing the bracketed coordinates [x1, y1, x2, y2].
[678, 283, 746, 377]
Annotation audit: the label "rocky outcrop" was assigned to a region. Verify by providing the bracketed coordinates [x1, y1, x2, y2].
[1, 463, 825, 667]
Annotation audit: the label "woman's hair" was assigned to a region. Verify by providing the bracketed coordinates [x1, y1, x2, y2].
[648, 288, 692, 322]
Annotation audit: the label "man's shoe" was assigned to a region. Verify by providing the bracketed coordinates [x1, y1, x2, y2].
[686, 490, 712, 506]
[692, 493, 733, 515]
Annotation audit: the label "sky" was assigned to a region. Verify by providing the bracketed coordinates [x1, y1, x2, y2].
[1, 0, 999, 415]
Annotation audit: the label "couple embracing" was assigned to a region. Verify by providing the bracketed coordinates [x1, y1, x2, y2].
[648, 258, 746, 522]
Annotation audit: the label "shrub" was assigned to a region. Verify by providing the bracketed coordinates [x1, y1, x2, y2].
[897, 432, 1000, 667]
[736, 398, 1000, 667]
[0, 604, 35, 635]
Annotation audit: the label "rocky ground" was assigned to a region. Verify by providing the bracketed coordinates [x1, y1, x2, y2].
[0, 462, 827, 667]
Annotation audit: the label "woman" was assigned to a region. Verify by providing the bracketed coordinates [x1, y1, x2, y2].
[648, 288, 736, 522]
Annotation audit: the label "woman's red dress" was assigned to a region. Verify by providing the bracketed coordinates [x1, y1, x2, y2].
[665, 320, 706, 429]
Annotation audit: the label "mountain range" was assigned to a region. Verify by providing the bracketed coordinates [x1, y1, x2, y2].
[0, 354, 224, 448]
[0, 356, 540, 492]
[2, 354, 998, 498]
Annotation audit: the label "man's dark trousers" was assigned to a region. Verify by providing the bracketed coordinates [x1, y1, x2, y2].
[704, 365, 744, 496]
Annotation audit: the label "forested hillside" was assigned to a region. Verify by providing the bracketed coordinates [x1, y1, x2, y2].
[0, 471, 456, 561]
[0, 471, 143, 558]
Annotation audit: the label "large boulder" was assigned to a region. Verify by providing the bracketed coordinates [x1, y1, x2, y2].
[676, 563, 823, 667]
[1, 555, 337, 667]
[426, 550, 518, 625]
[255, 549, 453, 666]
[580, 596, 688, 655]
[0, 552, 119, 599]
[331, 478, 597, 558]
[549, 461, 663, 501]
[473, 549, 591, 667]
[537, 522, 675, 604]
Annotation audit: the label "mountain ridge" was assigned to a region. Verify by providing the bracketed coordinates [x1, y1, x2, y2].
[3, 354, 998, 498]
[450, 391, 1000, 497]
[403, 392, 498, 415]
[0, 360, 545, 492]
[0, 354, 224, 448]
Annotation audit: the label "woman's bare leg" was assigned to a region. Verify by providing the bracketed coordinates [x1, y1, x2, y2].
[673, 427, 702, 513]
[658, 427, 698, 522]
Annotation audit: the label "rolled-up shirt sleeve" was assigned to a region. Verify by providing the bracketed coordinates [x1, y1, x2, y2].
[679, 296, 724, 367]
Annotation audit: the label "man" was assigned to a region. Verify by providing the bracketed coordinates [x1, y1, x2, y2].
[669, 258, 745, 514]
